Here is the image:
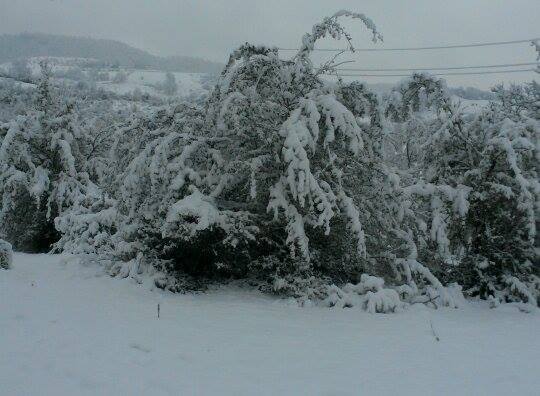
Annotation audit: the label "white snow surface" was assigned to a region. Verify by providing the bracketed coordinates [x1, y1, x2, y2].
[97, 70, 208, 99]
[1, 253, 539, 396]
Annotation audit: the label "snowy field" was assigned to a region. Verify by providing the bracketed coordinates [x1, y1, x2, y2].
[96, 70, 209, 99]
[1, 58, 211, 100]
[1, 254, 539, 396]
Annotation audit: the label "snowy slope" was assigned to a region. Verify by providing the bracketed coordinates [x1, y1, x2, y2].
[0, 76, 35, 89]
[1, 254, 539, 396]
[97, 70, 209, 99]
[451, 95, 491, 113]
[1, 57, 213, 100]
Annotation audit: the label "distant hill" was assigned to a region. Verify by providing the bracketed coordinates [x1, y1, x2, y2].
[0, 33, 224, 74]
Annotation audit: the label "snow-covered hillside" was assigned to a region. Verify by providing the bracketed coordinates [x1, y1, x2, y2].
[1, 254, 539, 396]
[0, 57, 213, 100]
[97, 69, 210, 99]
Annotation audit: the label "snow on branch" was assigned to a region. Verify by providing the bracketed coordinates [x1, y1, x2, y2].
[295, 10, 383, 65]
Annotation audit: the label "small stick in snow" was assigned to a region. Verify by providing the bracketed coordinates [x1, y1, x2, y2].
[157, 303, 160, 319]
[430, 319, 440, 342]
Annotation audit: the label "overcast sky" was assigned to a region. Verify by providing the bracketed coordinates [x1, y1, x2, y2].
[1, 0, 538, 88]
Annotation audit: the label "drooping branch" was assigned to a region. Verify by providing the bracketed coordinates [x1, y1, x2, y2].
[295, 10, 383, 67]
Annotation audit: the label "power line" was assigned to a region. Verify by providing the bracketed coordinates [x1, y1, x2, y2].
[278, 38, 539, 52]
[336, 69, 537, 77]
[334, 62, 539, 72]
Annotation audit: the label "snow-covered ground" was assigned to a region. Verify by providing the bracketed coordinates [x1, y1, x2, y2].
[97, 70, 209, 99]
[451, 95, 491, 113]
[1, 57, 212, 100]
[1, 254, 539, 396]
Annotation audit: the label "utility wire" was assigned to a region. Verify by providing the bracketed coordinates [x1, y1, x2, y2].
[277, 38, 539, 52]
[334, 62, 539, 72]
[336, 69, 537, 77]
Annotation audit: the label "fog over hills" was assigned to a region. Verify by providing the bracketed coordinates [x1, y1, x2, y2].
[0, 33, 224, 74]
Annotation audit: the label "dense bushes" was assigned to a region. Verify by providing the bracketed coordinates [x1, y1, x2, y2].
[384, 74, 539, 306]
[1, 12, 538, 310]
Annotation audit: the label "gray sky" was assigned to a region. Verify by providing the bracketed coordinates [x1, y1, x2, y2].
[1, 0, 538, 88]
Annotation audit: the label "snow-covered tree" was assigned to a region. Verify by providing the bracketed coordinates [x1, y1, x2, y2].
[8, 58, 33, 83]
[0, 79, 35, 123]
[161, 72, 177, 96]
[386, 74, 540, 306]
[54, 12, 464, 311]
[532, 39, 540, 74]
[0, 62, 98, 251]
[382, 73, 451, 170]
[0, 239, 12, 269]
[112, 70, 128, 84]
